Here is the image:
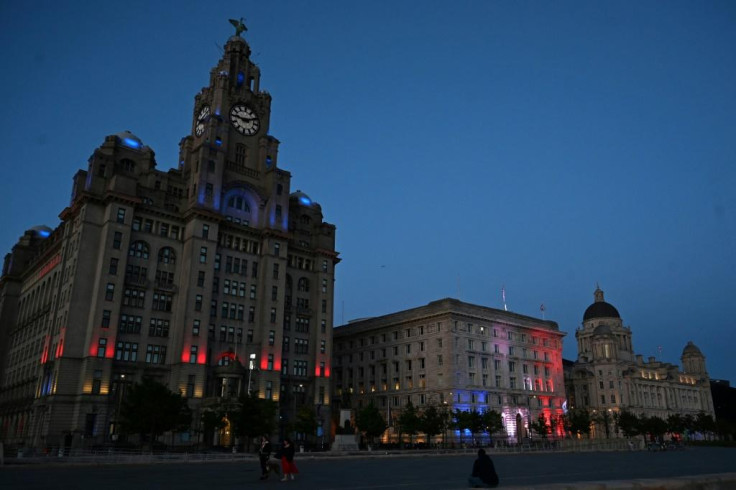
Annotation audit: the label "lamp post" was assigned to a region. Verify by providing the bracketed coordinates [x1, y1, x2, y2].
[247, 353, 256, 395]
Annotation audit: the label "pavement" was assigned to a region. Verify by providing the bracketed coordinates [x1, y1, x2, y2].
[2, 446, 736, 489]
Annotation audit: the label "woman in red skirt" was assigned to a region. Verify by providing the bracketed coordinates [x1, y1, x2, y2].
[280, 438, 299, 481]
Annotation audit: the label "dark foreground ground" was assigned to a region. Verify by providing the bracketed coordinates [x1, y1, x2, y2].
[1, 447, 735, 489]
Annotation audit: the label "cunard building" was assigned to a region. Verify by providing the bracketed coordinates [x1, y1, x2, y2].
[333, 298, 567, 444]
[0, 25, 338, 450]
[567, 287, 715, 437]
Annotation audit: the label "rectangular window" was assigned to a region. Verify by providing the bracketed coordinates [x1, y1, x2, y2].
[117, 207, 126, 224]
[115, 341, 138, 362]
[197, 271, 205, 287]
[190, 345, 198, 364]
[113, 231, 122, 249]
[97, 338, 107, 358]
[250, 285, 257, 299]
[269, 330, 275, 346]
[105, 283, 115, 301]
[199, 247, 208, 263]
[145, 344, 167, 364]
[101, 310, 111, 328]
[193, 319, 200, 336]
[202, 224, 209, 239]
[92, 370, 102, 394]
[109, 258, 119, 275]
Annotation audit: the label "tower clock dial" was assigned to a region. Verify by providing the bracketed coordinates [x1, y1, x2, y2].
[229, 104, 260, 135]
[195, 105, 210, 137]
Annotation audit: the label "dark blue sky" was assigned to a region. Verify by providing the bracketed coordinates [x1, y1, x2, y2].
[1, 2, 734, 382]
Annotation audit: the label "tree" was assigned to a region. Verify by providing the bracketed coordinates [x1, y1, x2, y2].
[200, 407, 228, 447]
[592, 410, 613, 438]
[452, 409, 472, 444]
[615, 410, 641, 439]
[694, 411, 716, 439]
[231, 392, 278, 450]
[482, 410, 505, 442]
[356, 403, 387, 446]
[530, 413, 550, 439]
[292, 405, 318, 444]
[549, 414, 560, 438]
[420, 405, 448, 446]
[667, 413, 686, 439]
[119, 377, 192, 449]
[468, 409, 485, 443]
[640, 415, 667, 442]
[397, 401, 421, 446]
[562, 409, 591, 438]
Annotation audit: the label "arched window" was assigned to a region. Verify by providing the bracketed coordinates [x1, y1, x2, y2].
[158, 247, 176, 264]
[235, 144, 247, 166]
[128, 240, 150, 259]
[297, 277, 310, 292]
[226, 196, 250, 212]
[119, 158, 136, 173]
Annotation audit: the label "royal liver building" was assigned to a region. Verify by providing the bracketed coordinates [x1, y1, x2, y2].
[0, 25, 339, 450]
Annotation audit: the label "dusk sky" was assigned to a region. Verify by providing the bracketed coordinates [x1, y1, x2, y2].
[1, 2, 734, 382]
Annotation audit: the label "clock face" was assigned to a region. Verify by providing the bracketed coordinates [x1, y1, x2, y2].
[195, 105, 210, 137]
[229, 104, 260, 135]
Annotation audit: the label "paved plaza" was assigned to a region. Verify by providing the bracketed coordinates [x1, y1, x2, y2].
[1, 447, 735, 489]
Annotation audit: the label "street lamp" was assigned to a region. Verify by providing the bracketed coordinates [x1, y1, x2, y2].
[247, 354, 256, 395]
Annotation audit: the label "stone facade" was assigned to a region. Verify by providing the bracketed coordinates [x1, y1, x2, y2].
[333, 298, 566, 444]
[567, 287, 715, 438]
[0, 31, 338, 450]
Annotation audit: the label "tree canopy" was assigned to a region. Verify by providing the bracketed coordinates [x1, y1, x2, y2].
[355, 403, 387, 444]
[397, 401, 421, 444]
[119, 377, 192, 447]
[530, 413, 550, 439]
[292, 405, 318, 442]
[562, 408, 591, 437]
[230, 392, 278, 445]
[419, 405, 449, 443]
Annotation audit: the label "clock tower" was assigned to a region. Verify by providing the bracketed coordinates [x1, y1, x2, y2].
[180, 31, 282, 221]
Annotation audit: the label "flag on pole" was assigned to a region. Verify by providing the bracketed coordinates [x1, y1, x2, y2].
[502, 285, 507, 311]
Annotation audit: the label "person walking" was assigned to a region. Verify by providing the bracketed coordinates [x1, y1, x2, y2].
[468, 448, 499, 488]
[258, 435, 272, 480]
[280, 438, 299, 481]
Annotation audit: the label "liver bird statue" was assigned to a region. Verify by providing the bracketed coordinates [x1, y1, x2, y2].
[229, 18, 247, 36]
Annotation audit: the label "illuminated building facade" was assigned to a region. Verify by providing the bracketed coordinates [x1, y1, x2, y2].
[0, 30, 338, 450]
[568, 287, 715, 437]
[332, 298, 566, 443]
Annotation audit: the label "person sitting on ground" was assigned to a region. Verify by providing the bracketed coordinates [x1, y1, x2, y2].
[468, 448, 499, 488]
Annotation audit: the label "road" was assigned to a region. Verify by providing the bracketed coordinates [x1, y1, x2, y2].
[1, 447, 735, 489]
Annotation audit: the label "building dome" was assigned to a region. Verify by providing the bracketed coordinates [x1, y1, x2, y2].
[290, 190, 312, 206]
[682, 341, 703, 357]
[114, 130, 144, 149]
[28, 225, 52, 238]
[583, 286, 621, 321]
